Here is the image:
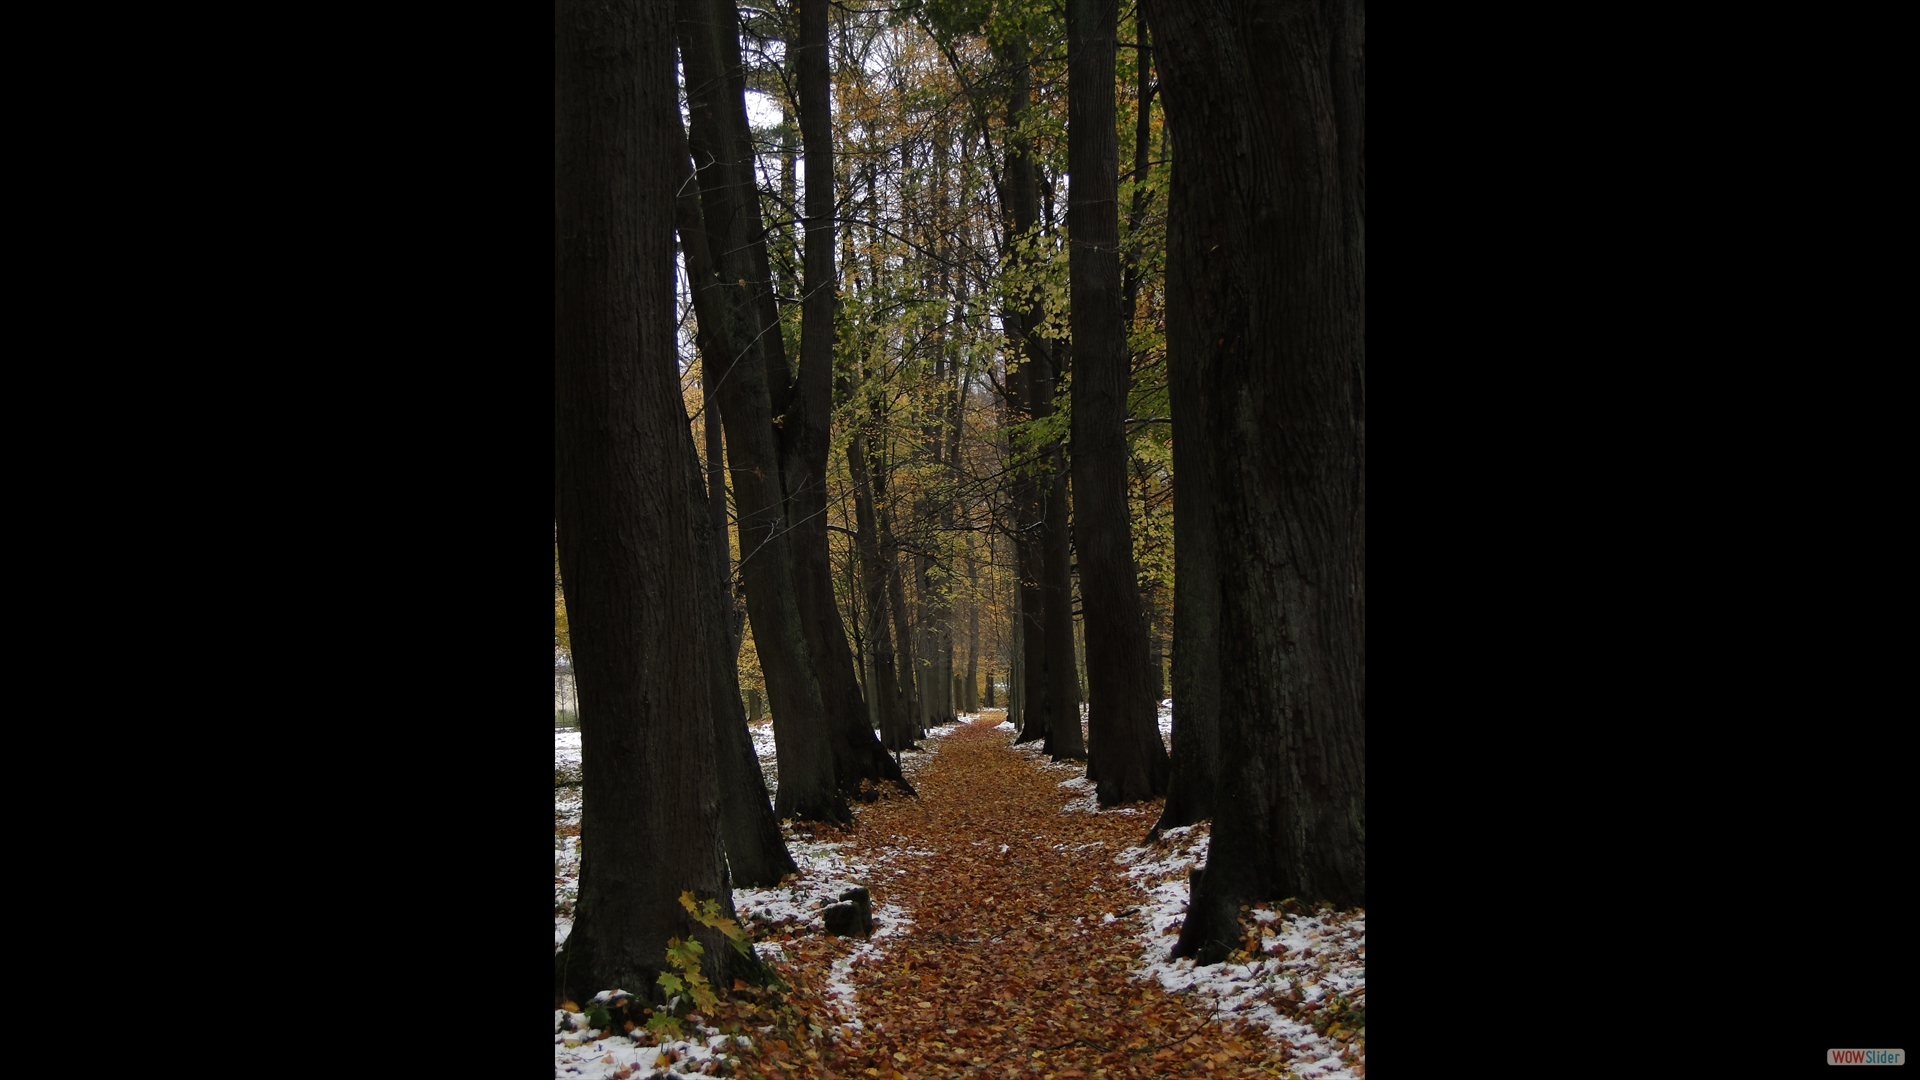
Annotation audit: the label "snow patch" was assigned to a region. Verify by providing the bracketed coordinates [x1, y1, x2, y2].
[1116, 823, 1366, 1078]
[554, 1000, 738, 1079]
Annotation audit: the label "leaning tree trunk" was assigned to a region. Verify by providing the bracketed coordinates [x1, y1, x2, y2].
[1070, 0, 1170, 806]
[676, 0, 847, 826]
[684, 425, 797, 887]
[554, 0, 747, 1003]
[786, 0, 914, 799]
[675, 165, 790, 864]
[1146, 0, 1366, 964]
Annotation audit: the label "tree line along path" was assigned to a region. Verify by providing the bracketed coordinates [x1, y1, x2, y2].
[556, 713, 1366, 1080]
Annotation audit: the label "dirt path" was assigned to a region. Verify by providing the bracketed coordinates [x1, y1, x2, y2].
[775, 712, 1294, 1080]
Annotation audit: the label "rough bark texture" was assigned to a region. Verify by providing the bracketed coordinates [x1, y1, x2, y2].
[1070, 0, 1170, 806]
[677, 0, 847, 825]
[1144, 0, 1366, 962]
[553, 0, 742, 1003]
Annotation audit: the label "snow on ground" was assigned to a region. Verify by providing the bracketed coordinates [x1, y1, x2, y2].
[1115, 824, 1367, 1078]
[556, 995, 743, 1080]
[557, 729, 584, 784]
[557, 723, 924, 1076]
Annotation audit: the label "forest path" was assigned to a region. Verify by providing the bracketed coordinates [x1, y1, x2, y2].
[776, 711, 1291, 1080]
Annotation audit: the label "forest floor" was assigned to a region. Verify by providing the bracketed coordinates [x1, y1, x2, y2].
[556, 712, 1365, 1079]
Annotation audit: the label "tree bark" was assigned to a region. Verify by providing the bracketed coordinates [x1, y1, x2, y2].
[1121, 19, 1156, 327]
[1070, 0, 1169, 805]
[786, 0, 914, 797]
[996, 36, 1079, 757]
[847, 422, 914, 753]
[1144, 0, 1366, 961]
[1150, 82, 1230, 838]
[677, 0, 848, 826]
[1038, 414, 1085, 761]
[685, 425, 797, 888]
[964, 551, 981, 712]
[554, 0, 745, 1003]
[875, 455, 920, 738]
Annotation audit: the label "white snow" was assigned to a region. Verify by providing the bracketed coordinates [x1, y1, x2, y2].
[557, 724, 918, 1075]
[557, 712, 1363, 1078]
[1114, 824, 1366, 1078]
[555, 995, 742, 1079]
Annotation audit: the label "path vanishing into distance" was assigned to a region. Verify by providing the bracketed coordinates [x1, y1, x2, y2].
[556, 712, 1366, 1079]
[743, 712, 1355, 1079]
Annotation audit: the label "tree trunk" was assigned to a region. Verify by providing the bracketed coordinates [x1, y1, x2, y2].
[996, 36, 1078, 757]
[848, 423, 913, 753]
[677, 0, 847, 826]
[684, 425, 797, 888]
[1145, 0, 1367, 962]
[1039, 432, 1085, 760]
[1150, 122, 1226, 836]
[554, 0, 745, 1003]
[787, 0, 914, 798]
[1013, 494, 1046, 746]
[1121, 19, 1156, 327]
[964, 552, 981, 712]
[876, 461, 920, 738]
[1070, 0, 1169, 808]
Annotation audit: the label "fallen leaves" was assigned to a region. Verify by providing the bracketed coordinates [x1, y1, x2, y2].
[555, 711, 1364, 1078]
[706, 713, 1317, 1079]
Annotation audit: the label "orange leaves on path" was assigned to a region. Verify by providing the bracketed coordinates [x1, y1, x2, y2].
[742, 712, 1303, 1080]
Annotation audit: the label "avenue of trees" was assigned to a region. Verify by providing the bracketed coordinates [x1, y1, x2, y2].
[554, 0, 1364, 1001]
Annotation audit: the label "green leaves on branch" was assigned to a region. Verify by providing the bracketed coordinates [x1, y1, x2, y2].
[648, 891, 755, 1040]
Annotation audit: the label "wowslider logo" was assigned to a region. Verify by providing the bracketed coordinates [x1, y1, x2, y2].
[1829, 1049, 1905, 1065]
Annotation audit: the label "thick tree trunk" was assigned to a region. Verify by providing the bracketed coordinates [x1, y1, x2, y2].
[1150, 106, 1230, 837]
[1145, 0, 1366, 962]
[1121, 20, 1156, 326]
[787, 0, 913, 798]
[677, 0, 847, 826]
[685, 426, 797, 887]
[554, 0, 744, 1003]
[1070, 0, 1169, 805]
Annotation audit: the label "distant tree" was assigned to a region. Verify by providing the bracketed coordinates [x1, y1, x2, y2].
[995, 31, 1083, 762]
[553, 0, 751, 1003]
[1143, 0, 1366, 962]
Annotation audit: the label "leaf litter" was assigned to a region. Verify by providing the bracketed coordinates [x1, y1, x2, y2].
[556, 713, 1364, 1078]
